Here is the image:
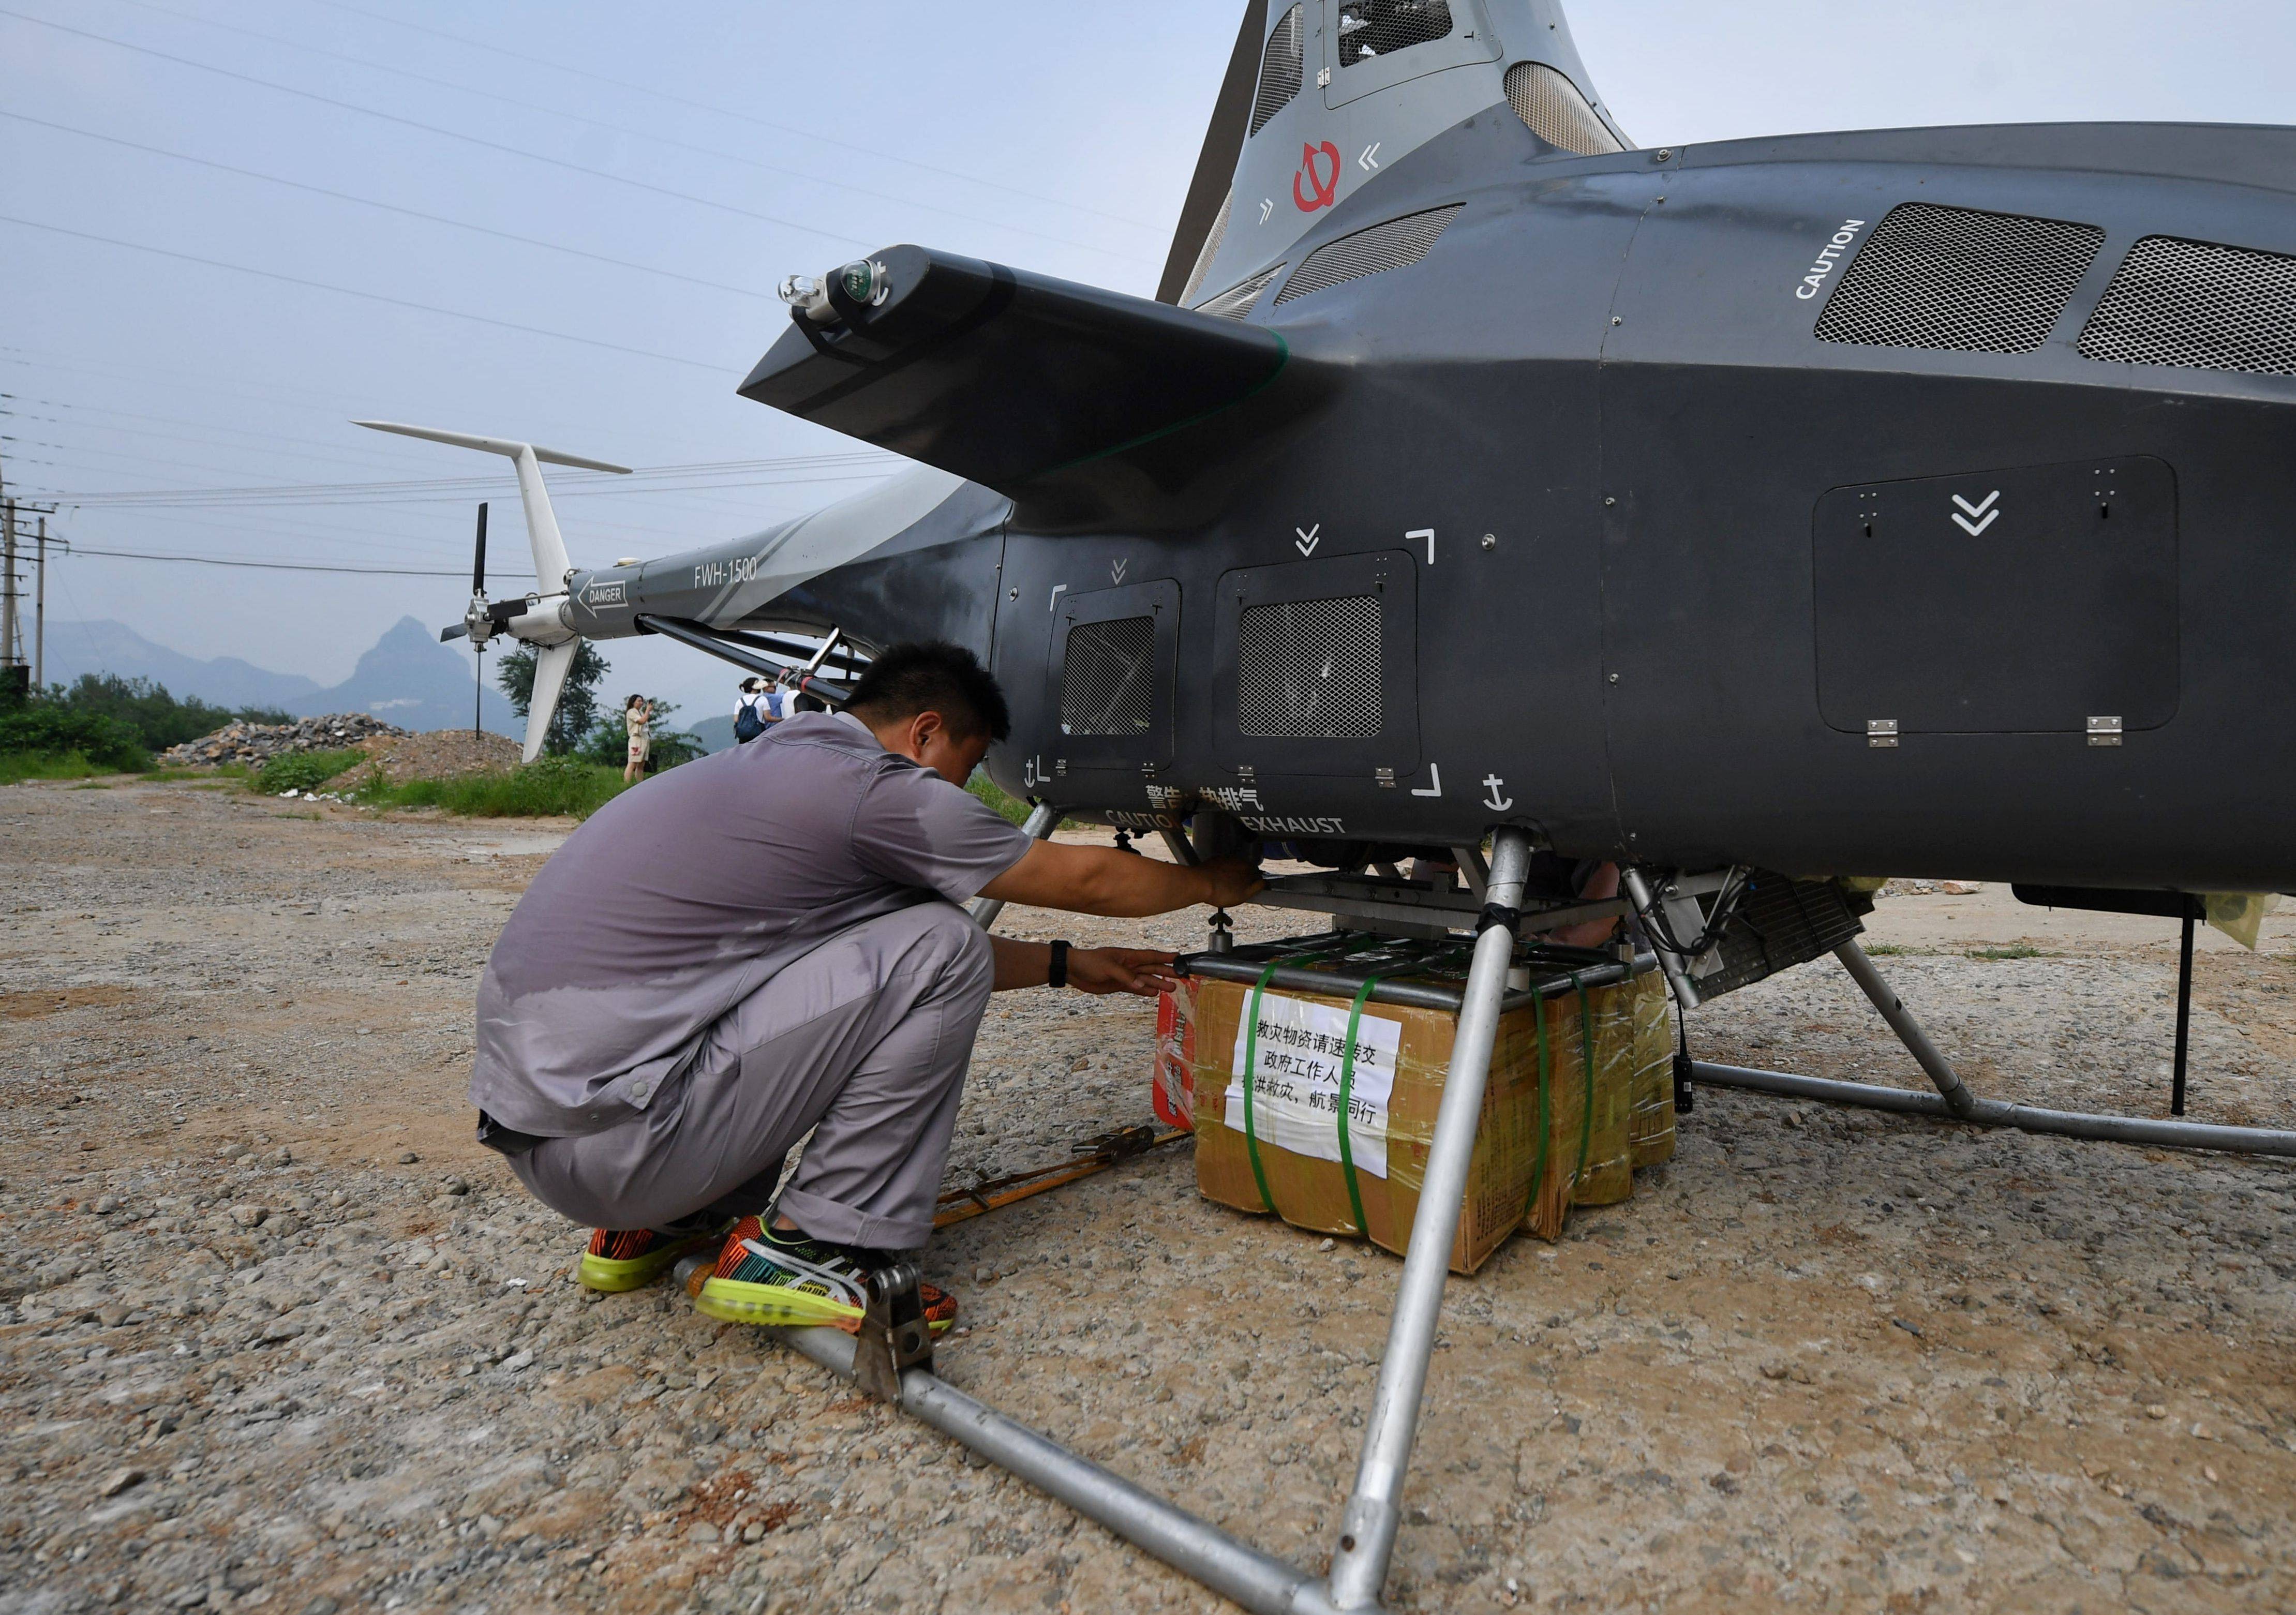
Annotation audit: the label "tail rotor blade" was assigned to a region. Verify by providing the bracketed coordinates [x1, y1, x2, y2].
[523, 639, 579, 764]
[473, 502, 489, 596]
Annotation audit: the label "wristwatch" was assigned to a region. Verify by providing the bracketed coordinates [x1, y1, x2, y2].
[1048, 939, 1071, 989]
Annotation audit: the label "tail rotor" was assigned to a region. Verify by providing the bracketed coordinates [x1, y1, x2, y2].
[359, 419, 629, 761]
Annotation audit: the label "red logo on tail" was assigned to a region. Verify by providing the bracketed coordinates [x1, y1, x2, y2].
[1293, 141, 1341, 212]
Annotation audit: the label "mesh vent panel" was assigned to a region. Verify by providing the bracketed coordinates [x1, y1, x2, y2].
[1337, 0, 1453, 67]
[1178, 190, 1233, 308]
[1814, 203, 2104, 355]
[1503, 62, 1622, 156]
[1249, 5, 1305, 136]
[1274, 205, 1462, 305]
[1194, 264, 1284, 320]
[1238, 597, 1382, 738]
[1061, 617, 1156, 738]
[2078, 235, 2296, 377]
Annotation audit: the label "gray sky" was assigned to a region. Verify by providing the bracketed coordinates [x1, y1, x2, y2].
[6, 1, 2291, 722]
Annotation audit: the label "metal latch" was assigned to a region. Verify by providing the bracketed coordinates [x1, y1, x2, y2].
[853, 1262, 935, 1404]
[2087, 715, 2123, 747]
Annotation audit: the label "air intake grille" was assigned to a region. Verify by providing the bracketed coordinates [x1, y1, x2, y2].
[1275, 205, 1462, 306]
[1503, 62, 1622, 156]
[1337, 0, 1453, 67]
[1249, 5, 1305, 136]
[2078, 235, 2296, 377]
[1178, 190, 1233, 308]
[1061, 616, 1156, 738]
[1814, 203, 2104, 355]
[1194, 264, 1283, 320]
[1238, 597, 1382, 738]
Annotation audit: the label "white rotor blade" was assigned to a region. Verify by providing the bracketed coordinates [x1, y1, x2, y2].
[524, 639, 579, 764]
[352, 418, 628, 594]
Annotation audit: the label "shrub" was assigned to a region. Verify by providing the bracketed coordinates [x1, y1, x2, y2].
[0, 705, 145, 771]
[252, 749, 367, 795]
[967, 771, 1031, 826]
[0, 750, 111, 786]
[383, 755, 629, 819]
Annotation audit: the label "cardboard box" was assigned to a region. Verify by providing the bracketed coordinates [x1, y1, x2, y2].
[1184, 963, 1643, 1274]
[1628, 974, 1677, 1169]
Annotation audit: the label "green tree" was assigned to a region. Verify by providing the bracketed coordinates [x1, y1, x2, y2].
[46, 673, 289, 751]
[496, 642, 608, 756]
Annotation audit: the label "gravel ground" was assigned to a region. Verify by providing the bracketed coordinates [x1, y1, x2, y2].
[5, 776, 2296, 1613]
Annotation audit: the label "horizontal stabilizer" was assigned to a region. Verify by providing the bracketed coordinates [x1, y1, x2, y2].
[737, 247, 1288, 499]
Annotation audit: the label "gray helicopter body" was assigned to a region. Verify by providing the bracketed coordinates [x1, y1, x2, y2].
[530, 0, 2296, 893]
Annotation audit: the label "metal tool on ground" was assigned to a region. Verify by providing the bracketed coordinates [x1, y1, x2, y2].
[932, 1124, 1186, 1230]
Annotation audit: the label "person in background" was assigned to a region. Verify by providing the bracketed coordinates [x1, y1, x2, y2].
[734, 677, 776, 743]
[622, 694, 651, 784]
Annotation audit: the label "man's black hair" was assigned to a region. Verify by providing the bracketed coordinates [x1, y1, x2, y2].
[844, 640, 1011, 743]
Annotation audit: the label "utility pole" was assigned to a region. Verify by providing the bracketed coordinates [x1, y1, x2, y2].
[34, 516, 48, 691]
[2, 497, 20, 690]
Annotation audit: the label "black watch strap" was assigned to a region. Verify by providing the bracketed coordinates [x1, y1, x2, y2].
[1048, 939, 1070, 990]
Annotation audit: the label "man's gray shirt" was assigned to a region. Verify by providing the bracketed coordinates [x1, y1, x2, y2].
[471, 712, 1033, 1136]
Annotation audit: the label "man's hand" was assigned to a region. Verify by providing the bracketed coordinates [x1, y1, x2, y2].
[1067, 947, 1180, 997]
[1196, 856, 1264, 909]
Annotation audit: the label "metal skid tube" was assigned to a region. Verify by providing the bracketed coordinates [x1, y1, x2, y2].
[772, 1325, 1348, 1615]
[1323, 829, 1535, 1608]
[1689, 940, 2296, 1157]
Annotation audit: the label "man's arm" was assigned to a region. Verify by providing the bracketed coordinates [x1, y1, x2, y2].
[988, 938, 1180, 996]
[975, 842, 1262, 918]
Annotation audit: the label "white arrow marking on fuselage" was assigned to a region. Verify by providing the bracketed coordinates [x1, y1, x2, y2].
[1259, 198, 1275, 225]
[1111, 558, 1128, 584]
[1295, 524, 1322, 556]
[1410, 764, 1443, 798]
[1951, 490, 2001, 534]
[1359, 142, 1381, 172]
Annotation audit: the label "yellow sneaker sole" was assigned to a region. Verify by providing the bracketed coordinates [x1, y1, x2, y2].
[578, 1230, 718, 1294]
[693, 1275, 867, 1330]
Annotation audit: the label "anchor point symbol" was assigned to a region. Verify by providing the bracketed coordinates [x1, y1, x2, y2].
[1482, 774, 1513, 812]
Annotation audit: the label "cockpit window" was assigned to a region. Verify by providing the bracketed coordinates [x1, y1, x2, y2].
[1337, 0, 1454, 67]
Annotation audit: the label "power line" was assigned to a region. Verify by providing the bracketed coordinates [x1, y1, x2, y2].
[0, 214, 732, 372]
[0, 11, 874, 252]
[0, 111, 780, 302]
[104, 0, 1151, 266]
[301, 0, 1166, 235]
[56, 544, 466, 576]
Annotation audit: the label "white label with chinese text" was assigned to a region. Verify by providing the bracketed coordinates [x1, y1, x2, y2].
[1224, 992, 1402, 1178]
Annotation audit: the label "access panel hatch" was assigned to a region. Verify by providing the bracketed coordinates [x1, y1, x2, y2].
[1813, 456, 2179, 736]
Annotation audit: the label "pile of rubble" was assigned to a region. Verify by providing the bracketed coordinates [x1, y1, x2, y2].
[158, 714, 409, 769]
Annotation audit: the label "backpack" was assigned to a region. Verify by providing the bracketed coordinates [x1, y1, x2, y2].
[734, 702, 766, 743]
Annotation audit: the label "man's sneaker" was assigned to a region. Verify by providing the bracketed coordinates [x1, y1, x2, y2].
[577, 1226, 725, 1294]
[693, 1216, 959, 1334]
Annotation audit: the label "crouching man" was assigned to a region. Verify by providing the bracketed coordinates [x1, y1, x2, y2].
[469, 641, 1261, 1333]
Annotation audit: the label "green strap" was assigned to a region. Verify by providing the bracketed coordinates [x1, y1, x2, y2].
[1239, 960, 1285, 1214]
[1335, 974, 1383, 1238]
[1571, 973, 1596, 1189]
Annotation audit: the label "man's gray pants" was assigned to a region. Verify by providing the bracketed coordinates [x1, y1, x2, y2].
[512, 901, 993, 1250]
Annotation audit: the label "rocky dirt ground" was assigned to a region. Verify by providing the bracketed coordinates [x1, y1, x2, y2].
[5, 774, 2296, 1614]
